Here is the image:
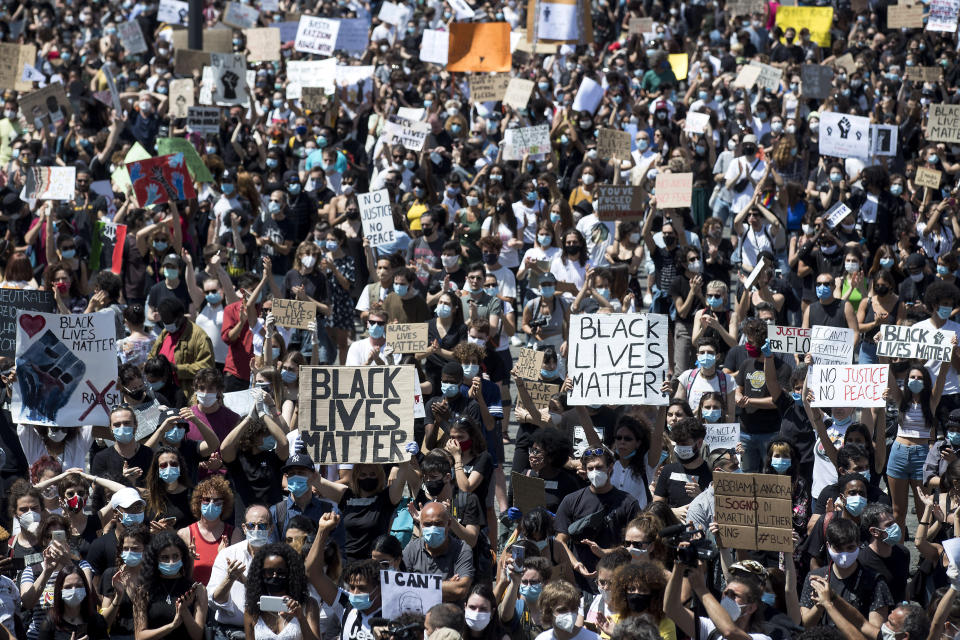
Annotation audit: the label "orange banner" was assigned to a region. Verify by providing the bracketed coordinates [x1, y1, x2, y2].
[447, 22, 511, 72]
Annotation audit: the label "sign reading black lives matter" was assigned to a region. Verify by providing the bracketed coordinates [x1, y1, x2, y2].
[568, 313, 669, 406]
[298, 366, 415, 463]
[877, 324, 956, 361]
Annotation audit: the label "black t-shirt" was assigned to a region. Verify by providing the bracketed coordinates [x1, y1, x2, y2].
[339, 487, 398, 560]
[85, 530, 118, 576]
[218, 229, 257, 277]
[283, 267, 330, 303]
[799, 565, 894, 625]
[413, 488, 486, 531]
[654, 460, 712, 507]
[735, 358, 792, 434]
[147, 487, 194, 531]
[252, 214, 297, 275]
[37, 611, 110, 640]
[427, 267, 467, 294]
[224, 450, 285, 514]
[857, 544, 910, 603]
[668, 276, 696, 323]
[461, 451, 495, 504]
[424, 392, 481, 430]
[146, 279, 191, 313]
[554, 486, 640, 572]
[100, 566, 135, 635]
[91, 445, 155, 489]
[779, 401, 816, 468]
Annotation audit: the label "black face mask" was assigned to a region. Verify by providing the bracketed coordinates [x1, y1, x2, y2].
[874, 284, 890, 296]
[126, 387, 147, 402]
[347, 209, 360, 220]
[263, 575, 287, 594]
[564, 244, 581, 256]
[424, 479, 446, 496]
[358, 477, 379, 492]
[626, 593, 652, 612]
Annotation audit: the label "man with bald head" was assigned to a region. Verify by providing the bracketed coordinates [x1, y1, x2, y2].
[403, 502, 474, 602]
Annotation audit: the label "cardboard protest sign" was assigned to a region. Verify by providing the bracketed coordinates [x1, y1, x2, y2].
[733, 64, 762, 90]
[568, 313, 669, 406]
[172, 29, 233, 53]
[504, 125, 551, 161]
[927, 104, 960, 144]
[809, 364, 888, 408]
[513, 33, 559, 54]
[928, 0, 959, 31]
[597, 128, 631, 160]
[655, 173, 693, 208]
[126, 153, 196, 207]
[335, 18, 370, 53]
[714, 472, 793, 553]
[833, 53, 857, 75]
[515, 348, 546, 380]
[503, 78, 535, 110]
[383, 116, 430, 152]
[381, 571, 443, 619]
[174, 49, 211, 75]
[468, 74, 511, 103]
[157, 138, 214, 183]
[12, 310, 120, 427]
[809, 325, 856, 365]
[705, 423, 740, 452]
[420, 29, 449, 65]
[572, 77, 605, 113]
[775, 6, 833, 47]
[209, 53, 247, 106]
[23, 167, 75, 201]
[888, 3, 925, 28]
[117, 21, 148, 54]
[766, 325, 810, 355]
[877, 324, 956, 361]
[186, 107, 221, 135]
[244, 28, 281, 61]
[628, 17, 653, 34]
[749, 61, 783, 92]
[169, 79, 195, 120]
[294, 16, 340, 55]
[223, 2, 259, 28]
[89, 221, 126, 275]
[916, 167, 943, 189]
[20, 83, 71, 132]
[823, 201, 852, 229]
[685, 112, 710, 135]
[358, 189, 396, 248]
[870, 124, 898, 157]
[300, 87, 325, 111]
[386, 324, 429, 354]
[512, 472, 546, 513]
[158, 0, 189, 24]
[904, 66, 942, 83]
[800, 65, 833, 100]
[525, 380, 560, 412]
[0, 290, 54, 359]
[448, 23, 511, 72]
[819, 112, 870, 158]
[272, 298, 316, 329]
[285, 59, 337, 98]
[298, 366, 415, 463]
[596, 185, 644, 221]
[728, 0, 765, 15]
[0, 43, 30, 91]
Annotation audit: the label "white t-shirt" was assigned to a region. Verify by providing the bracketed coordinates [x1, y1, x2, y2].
[513, 200, 544, 244]
[740, 223, 776, 270]
[724, 155, 767, 215]
[610, 459, 654, 509]
[812, 421, 849, 501]
[576, 214, 615, 267]
[481, 217, 521, 269]
[698, 617, 772, 640]
[196, 303, 228, 364]
[486, 265, 517, 301]
[344, 339, 402, 366]
[535, 627, 600, 640]
[676, 368, 735, 414]
[17, 425, 93, 470]
[550, 254, 590, 299]
[917, 317, 960, 395]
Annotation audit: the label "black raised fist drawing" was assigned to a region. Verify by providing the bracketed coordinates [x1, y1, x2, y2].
[221, 71, 239, 100]
[837, 116, 851, 139]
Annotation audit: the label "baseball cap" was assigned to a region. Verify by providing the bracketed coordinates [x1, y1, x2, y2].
[111, 487, 145, 509]
[161, 254, 180, 268]
[282, 452, 315, 472]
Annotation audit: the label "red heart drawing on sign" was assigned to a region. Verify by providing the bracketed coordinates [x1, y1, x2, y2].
[19, 314, 46, 338]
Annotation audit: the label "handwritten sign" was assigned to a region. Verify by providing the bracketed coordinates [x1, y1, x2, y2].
[809, 364, 888, 407]
[286, 59, 336, 98]
[223, 1, 259, 28]
[823, 201, 852, 229]
[420, 29, 449, 65]
[294, 16, 340, 56]
[515, 348, 546, 380]
[186, 106, 220, 135]
[468, 74, 511, 103]
[809, 325, 855, 365]
[381, 570, 443, 620]
[685, 112, 710, 135]
[927, 104, 960, 143]
[916, 167, 943, 189]
[298, 366, 415, 463]
[597, 128, 631, 160]
[714, 472, 793, 553]
[705, 422, 739, 452]
[158, 0, 189, 24]
[655, 173, 693, 208]
[12, 311, 120, 427]
[383, 116, 430, 152]
[358, 189, 396, 248]
[0, 289, 54, 359]
[504, 125, 551, 161]
[272, 298, 316, 329]
[504, 78, 535, 110]
[525, 380, 560, 412]
[749, 61, 783, 92]
[568, 313, 669, 406]
[118, 21, 148, 54]
[928, 0, 959, 31]
[596, 185, 644, 221]
[628, 17, 653, 34]
[766, 325, 810, 355]
[386, 323, 429, 354]
[877, 324, 956, 362]
[889, 3, 925, 27]
[904, 66, 942, 83]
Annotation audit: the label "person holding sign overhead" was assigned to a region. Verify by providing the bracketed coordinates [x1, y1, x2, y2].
[913, 281, 960, 426]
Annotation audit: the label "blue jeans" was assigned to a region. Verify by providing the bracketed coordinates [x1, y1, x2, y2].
[740, 431, 779, 473]
[712, 198, 732, 225]
[858, 341, 878, 365]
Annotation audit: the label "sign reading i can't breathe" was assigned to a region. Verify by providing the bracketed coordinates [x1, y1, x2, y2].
[568, 313, 669, 406]
[358, 189, 396, 248]
[298, 366, 415, 463]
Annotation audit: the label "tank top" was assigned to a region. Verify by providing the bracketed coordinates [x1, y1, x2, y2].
[809, 299, 847, 328]
[188, 521, 233, 585]
[254, 616, 301, 640]
[899, 402, 931, 440]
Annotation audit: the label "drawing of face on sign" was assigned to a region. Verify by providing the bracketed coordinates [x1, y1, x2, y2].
[398, 593, 423, 615]
[16, 328, 86, 423]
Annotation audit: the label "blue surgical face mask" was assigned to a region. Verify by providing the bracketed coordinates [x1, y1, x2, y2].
[281, 369, 297, 384]
[260, 435, 277, 452]
[550, 212, 561, 223]
[540, 286, 555, 298]
[222, 183, 235, 195]
[948, 431, 960, 446]
[791, 392, 803, 406]
[422, 525, 446, 548]
[394, 283, 409, 296]
[348, 592, 373, 611]
[880, 257, 895, 269]
[201, 502, 222, 521]
[844, 495, 867, 517]
[205, 292, 222, 305]
[120, 511, 144, 526]
[286, 475, 309, 497]
[761, 592, 776, 606]
[939, 265, 951, 276]
[163, 267, 179, 281]
[158, 560, 183, 576]
[520, 583, 543, 600]
[707, 295, 723, 309]
[159, 466, 180, 484]
[907, 378, 925, 394]
[461, 364, 479, 379]
[770, 457, 792, 474]
[890, 184, 903, 196]
[538, 234, 552, 247]
[816, 284, 832, 300]
[149, 380, 165, 392]
[526, 191, 537, 202]
[287, 183, 301, 195]
[61, 248, 76, 259]
[697, 353, 717, 369]
[165, 427, 185, 443]
[595, 287, 610, 300]
[884, 522, 902, 545]
[113, 426, 135, 444]
[702, 408, 721, 423]
[832, 414, 853, 429]
[441, 382, 459, 398]
[939, 306, 953, 320]
[121, 550, 143, 566]
[368, 323, 386, 339]
[436, 304, 451, 318]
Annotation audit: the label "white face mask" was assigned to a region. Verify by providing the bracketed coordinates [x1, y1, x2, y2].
[587, 469, 608, 488]
[301, 255, 317, 269]
[196, 391, 218, 408]
[828, 546, 859, 569]
[47, 429, 68, 442]
[553, 612, 576, 633]
[720, 595, 746, 621]
[464, 610, 491, 631]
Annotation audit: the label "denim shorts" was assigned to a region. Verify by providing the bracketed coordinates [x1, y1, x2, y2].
[886, 440, 929, 482]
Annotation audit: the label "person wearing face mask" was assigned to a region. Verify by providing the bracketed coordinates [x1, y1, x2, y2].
[384, 267, 431, 323]
[799, 518, 894, 630]
[601, 562, 673, 640]
[913, 281, 960, 425]
[195, 260, 240, 370]
[896, 253, 933, 309]
[37, 564, 108, 640]
[857, 504, 909, 604]
[536, 580, 598, 640]
[146, 245, 192, 319]
[500, 555, 555, 640]
[144, 446, 193, 530]
[132, 532, 207, 638]
[555, 448, 641, 583]
[856, 270, 902, 365]
[148, 295, 216, 396]
[676, 336, 736, 418]
[91, 406, 155, 491]
[803, 273, 858, 333]
[100, 524, 151, 637]
[460, 583, 509, 640]
[171, 476, 234, 586]
[396, 501, 477, 600]
[725, 134, 767, 219]
[923, 409, 960, 491]
[84, 487, 148, 577]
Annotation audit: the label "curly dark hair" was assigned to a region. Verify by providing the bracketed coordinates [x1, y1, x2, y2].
[145, 445, 193, 518]
[114, 523, 150, 568]
[238, 414, 271, 453]
[139, 531, 194, 595]
[530, 427, 572, 469]
[608, 562, 667, 618]
[244, 543, 310, 616]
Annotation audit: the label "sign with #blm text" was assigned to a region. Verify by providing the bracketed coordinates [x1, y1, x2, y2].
[877, 324, 956, 362]
[381, 570, 443, 620]
[766, 325, 810, 355]
[568, 313, 669, 406]
[386, 323, 429, 354]
[809, 364, 888, 408]
[809, 325, 855, 364]
[714, 472, 793, 553]
[12, 310, 120, 427]
[0, 289, 54, 359]
[272, 298, 316, 329]
[358, 189, 396, 248]
[596, 185, 644, 221]
[298, 366, 415, 463]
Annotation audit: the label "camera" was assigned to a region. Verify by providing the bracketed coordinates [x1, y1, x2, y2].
[385, 623, 424, 640]
[529, 317, 549, 328]
[660, 524, 718, 564]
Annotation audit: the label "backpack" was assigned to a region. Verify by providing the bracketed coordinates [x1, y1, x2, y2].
[684, 368, 728, 399]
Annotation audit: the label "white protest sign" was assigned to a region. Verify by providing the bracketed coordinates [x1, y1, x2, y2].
[572, 77, 605, 114]
[818, 111, 870, 159]
[117, 21, 148, 54]
[568, 313, 670, 406]
[335, 65, 374, 103]
[572, 425, 603, 457]
[413, 369, 425, 419]
[705, 422, 740, 452]
[158, 0, 189, 24]
[358, 189, 396, 248]
[504, 78, 535, 110]
[809, 325, 856, 365]
[11, 310, 120, 426]
[420, 29, 449, 65]
[809, 364, 888, 408]
[766, 325, 810, 355]
[383, 116, 430, 151]
[743, 256, 766, 292]
[944, 537, 960, 569]
[397, 107, 425, 121]
[23, 166, 76, 201]
[260, 0, 279, 10]
[294, 16, 340, 56]
[222, 389, 256, 417]
[381, 570, 443, 619]
[223, 2, 259, 28]
[928, 0, 960, 31]
[209, 53, 247, 106]
[538, 2, 578, 40]
[685, 111, 710, 134]
[503, 125, 551, 161]
[286, 59, 336, 98]
[448, 0, 476, 20]
[823, 201, 852, 229]
[877, 324, 956, 362]
[378, 1, 408, 25]
[748, 60, 783, 92]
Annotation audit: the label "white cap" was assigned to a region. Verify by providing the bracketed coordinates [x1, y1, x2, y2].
[111, 487, 144, 509]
